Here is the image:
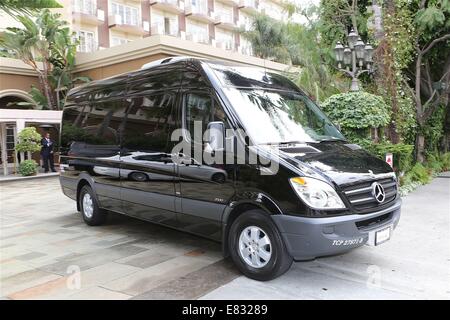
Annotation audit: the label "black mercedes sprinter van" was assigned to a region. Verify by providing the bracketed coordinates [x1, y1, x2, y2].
[59, 57, 401, 280]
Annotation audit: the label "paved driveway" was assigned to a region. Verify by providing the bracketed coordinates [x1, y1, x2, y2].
[202, 175, 450, 300]
[1, 175, 449, 299]
[0, 177, 239, 300]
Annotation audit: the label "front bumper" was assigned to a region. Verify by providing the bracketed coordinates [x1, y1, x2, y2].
[271, 199, 401, 261]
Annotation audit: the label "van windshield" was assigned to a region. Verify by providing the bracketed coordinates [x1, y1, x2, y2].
[222, 88, 345, 145]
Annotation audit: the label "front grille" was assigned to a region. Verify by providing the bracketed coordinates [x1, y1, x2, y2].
[341, 177, 397, 212]
[355, 212, 393, 229]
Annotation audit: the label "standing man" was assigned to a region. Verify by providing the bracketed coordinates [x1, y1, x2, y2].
[41, 132, 56, 173]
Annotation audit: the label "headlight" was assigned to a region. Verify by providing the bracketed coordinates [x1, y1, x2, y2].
[289, 177, 346, 210]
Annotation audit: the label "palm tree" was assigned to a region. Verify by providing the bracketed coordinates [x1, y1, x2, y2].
[0, 0, 61, 15]
[240, 14, 291, 64]
[1, 9, 85, 110]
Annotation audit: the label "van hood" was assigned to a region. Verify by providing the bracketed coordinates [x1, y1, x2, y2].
[276, 141, 394, 186]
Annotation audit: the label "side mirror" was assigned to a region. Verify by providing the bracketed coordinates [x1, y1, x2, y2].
[205, 121, 225, 152]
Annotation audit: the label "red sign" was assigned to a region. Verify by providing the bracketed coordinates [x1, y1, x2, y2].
[385, 153, 393, 168]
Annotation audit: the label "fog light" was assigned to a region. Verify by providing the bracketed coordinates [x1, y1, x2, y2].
[323, 226, 335, 234]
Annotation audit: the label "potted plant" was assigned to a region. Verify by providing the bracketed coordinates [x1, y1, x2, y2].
[15, 127, 42, 176]
[18, 160, 39, 176]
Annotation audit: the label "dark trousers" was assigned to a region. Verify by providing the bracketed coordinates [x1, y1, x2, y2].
[42, 153, 55, 172]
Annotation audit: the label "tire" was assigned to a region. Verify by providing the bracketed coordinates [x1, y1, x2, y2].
[79, 185, 107, 226]
[129, 171, 148, 182]
[211, 173, 226, 183]
[228, 209, 293, 281]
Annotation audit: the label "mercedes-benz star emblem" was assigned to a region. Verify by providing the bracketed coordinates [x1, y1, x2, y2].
[372, 182, 385, 203]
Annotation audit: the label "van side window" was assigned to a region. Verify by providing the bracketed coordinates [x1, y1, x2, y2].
[127, 66, 182, 95]
[185, 92, 228, 142]
[122, 92, 176, 153]
[60, 100, 124, 157]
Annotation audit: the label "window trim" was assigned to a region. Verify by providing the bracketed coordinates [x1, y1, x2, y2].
[111, 1, 140, 26]
[77, 30, 96, 53]
[120, 91, 177, 150]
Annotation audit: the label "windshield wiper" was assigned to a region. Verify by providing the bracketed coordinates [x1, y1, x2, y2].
[317, 138, 347, 143]
[261, 140, 306, 146]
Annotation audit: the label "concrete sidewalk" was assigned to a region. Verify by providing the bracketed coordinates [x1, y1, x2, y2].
[201, 176, 450, 300]
[0, 172, 59, 183]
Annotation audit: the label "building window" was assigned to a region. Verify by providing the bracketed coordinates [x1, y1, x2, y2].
[189, 0, 208, 15]
[215, 29, 234, 50]
[111, 2, 139, 26]
[111, 37, 130, 47]
[214, 2, 233, 23]
[186, 20, 209, 44]
[73, 0, 97, 15]
[77, 31, 96, 52]
[151, 11, 178, 36]
[5, 125, 16, 164]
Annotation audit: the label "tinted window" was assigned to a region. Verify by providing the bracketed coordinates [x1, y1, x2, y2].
[181, 64, 209, 89]
[221, 88, 344, 144]
[61, 100, 125, 157]
[185, 92, 228, 142]
[127, 66, 182, 96]
[209, 63, 299, 91]
[122, 92, 176, 153]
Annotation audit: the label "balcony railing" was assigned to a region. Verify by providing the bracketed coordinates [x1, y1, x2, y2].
[216, 40, 234, 51]
[186, 32, 210, 44]
[150, 0, 185, 14]
[185, 2, 215, 23]
[218, 0, 240, 6]
[239, 0, 259, 13]
[215, 11, 236, 30]
[109, 14, 146, 35]
[151, 23, 179, 36]
[215, 11, 233, 23]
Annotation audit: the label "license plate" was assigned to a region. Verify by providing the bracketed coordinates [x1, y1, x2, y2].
[375, 226, 391, 245]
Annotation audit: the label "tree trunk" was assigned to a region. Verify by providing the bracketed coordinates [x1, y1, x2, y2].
[371, 0, 400, 143]
[41, 64, 55, 110]
[416, 134, 425, 163]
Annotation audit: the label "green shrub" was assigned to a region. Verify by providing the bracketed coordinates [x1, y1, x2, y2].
[321, 91, 391, 140]
[365, 142, 414, 173]
[439, 153, 450, 171]
[18, 160, 38, 176]
[15, 127, 42, 153]
[423, 104, 446, 153]
[405, 163, 431, 184]
[425, 153, 443, 173]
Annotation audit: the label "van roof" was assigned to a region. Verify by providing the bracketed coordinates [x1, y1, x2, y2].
[67, 56, 293, 100]
[68, 57, 208, 97]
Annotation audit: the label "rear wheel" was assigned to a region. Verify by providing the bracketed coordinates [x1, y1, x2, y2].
[228, 209, 293, 281]
[79, 185, 107, 226]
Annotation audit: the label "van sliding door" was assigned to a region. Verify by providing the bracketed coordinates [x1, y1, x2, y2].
[119, 92, 179, 226]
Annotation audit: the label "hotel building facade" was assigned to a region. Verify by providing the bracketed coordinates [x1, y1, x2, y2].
[0, 0, 296, 175]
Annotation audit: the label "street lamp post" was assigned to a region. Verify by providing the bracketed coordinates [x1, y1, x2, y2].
[334, 29, 374, 91]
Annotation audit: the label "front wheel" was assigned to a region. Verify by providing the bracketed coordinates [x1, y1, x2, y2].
[228, 210, 293, 281]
